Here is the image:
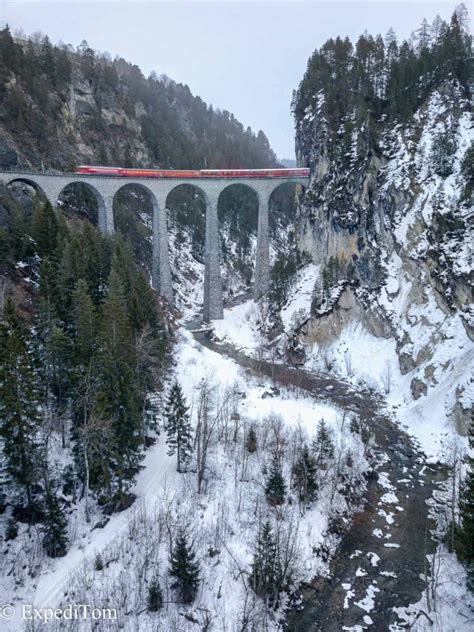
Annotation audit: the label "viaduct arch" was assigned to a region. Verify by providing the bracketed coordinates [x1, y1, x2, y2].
[1, 170, 309, 321]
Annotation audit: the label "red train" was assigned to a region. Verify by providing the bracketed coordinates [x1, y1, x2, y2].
[75, 166, 310, 179]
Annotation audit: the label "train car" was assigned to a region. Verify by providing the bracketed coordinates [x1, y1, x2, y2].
[200, 168, 310, 178]
[76, 166, 202, 178]
[75, 166, 310, 179]
[117, 168, 202, 178]
[76, 166, 122, 175]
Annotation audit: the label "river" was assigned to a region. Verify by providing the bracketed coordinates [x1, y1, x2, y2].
[193, 332, 447, 631]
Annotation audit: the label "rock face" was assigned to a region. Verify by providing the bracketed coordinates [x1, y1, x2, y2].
[411, 377, 428, 400]
[291, 29, 473, 434]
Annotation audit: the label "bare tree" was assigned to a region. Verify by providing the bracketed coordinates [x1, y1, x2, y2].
[74, 361, 114, 522]
[195, 379, 233, 494]
[344, 350, 353, 377]
[195, 379, 213, 494]
[381, 360, 392, 394]
[275, 511, 301, 592]
[256, 331, 266, 370]
[441, 435, 466, 551]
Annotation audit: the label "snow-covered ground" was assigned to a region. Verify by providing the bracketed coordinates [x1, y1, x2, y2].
[210, 219, 473, 629]
[280, 263, 319, 331]
[1, 329, 368, 631]
[393, 545, 474, 631]
[213, 264, 320, 352]
[212, 300, 261, 352]
[212, 275, 472, 464]
[303, 315, 473, 464]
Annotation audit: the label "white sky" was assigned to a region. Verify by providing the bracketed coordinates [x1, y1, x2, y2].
[1, 1, 463, 159]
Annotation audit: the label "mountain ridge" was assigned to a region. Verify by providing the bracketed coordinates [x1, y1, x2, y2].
[0, 28, 279, 171]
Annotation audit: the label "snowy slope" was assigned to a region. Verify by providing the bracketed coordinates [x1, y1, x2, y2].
[1, 330, 369, 631]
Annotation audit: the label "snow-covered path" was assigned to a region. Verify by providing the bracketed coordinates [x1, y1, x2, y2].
[32, 442, 175, 611]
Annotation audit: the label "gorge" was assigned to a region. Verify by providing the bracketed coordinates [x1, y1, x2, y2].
[0, 6, 472, 631]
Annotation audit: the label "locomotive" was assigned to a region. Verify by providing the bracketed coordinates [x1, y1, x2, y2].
[75, 166, 310, 179]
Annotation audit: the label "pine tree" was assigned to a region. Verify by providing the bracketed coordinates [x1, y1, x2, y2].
[94, 553, 104, 571]
[292, 444, 318, 503]
[70, 279, 101, 506]
[40, 36, 55, 77]
[416, 18, 431, 53]
[95, 266, 142, 501]
[350, 417, 360, 434]
[56, 235, 87, 323]
[81, 223, 109, 306]
[165, 382, 193, 472]
[246, 425, 257, 453]
[312, 419, 335, 468]
[147, 576, 164, 612]
[431, 132, 455, 177]
[250, 520, 282, 602]
[456, 421, 474, 589]
[265, 452, 286, 506]
[431, 15, 446, 47]
[3, 189, 34, 262]
[169, 528, 200, 604]
[5, 518, 18, 541]
[42, 483, 68, 558]
[30, 200, 59, 259]
[460, 143, 474, 204]
[37, 257, 61, 329]
[44, 324, 72, 446]
[72, 279, 98, 369]
[0, 226, 11, 266]
[0, 299, 43, 510]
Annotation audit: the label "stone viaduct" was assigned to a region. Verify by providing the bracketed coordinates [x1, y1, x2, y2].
[0, 170, 309, 321]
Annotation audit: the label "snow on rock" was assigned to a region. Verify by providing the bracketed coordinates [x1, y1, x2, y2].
[354, 584, 380, 613]
[303, 313, 472, 462]
[280, 263, 319, 331]
[378, 509, 395, 525]
[167, 221, 204, 321]
[289, 88, 473, 464]
[378, 471, 396, 490]
[342, 583, 356, 609]
[212, 300, 260, 352]
[212, 263, 320, 353]
[367, 552, 380, 567]
[380, 492, 399, 505]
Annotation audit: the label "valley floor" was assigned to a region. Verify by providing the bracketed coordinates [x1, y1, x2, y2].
[200, 333, 472, 631]
[1, 311, 472, 631]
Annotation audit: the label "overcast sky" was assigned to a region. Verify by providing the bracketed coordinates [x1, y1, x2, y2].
[1, 0, 463, 159]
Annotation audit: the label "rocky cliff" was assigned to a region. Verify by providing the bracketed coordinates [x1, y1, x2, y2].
[289, 11, 473, 436]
